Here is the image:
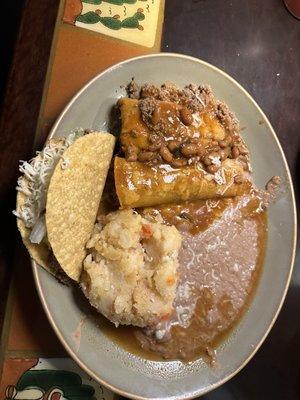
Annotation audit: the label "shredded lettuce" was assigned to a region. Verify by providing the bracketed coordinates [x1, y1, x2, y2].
[13, 129, 85, 237]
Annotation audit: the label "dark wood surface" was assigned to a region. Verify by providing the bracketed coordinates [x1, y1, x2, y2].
[163, 0, 300, 188]
[0, 0, 299, 398]
[0, 1, 25, 109]
[0, 0, 60, 341]
[163, 1, 300, 399]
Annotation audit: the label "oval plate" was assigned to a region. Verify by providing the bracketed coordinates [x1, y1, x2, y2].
[32, 54, 297, 399]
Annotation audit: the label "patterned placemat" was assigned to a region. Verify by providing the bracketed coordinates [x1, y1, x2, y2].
[0, 0, 165, 396]
[2, 1, 299, 398]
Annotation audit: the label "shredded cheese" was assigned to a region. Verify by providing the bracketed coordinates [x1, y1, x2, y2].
[13, 129, 85, 230]
[61, 156, 70, 170]
[213, 167, 226, 185]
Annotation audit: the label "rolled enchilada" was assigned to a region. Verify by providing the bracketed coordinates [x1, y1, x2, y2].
[115, 83, 252, 208]
[115, 157, 251, 208]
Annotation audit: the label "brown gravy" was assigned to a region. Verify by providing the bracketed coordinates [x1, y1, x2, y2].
[96, 193, 267, 362]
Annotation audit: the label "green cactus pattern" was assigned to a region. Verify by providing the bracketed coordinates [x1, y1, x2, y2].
[82, 0, 137, 4]
[82, 0, 102, 4]
[15, 370, 95, 399]
[77, 11, 145, 30]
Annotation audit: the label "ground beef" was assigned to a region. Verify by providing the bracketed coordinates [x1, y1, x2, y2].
[139, 98, 156, 124]
[123, 80, 250, 175]
[180, 84, 213, 112]
[215, 101, 240, 133]
[140, 84, 162, 100]
[137, 82, 213, 114]
[127, 79, 140, 99]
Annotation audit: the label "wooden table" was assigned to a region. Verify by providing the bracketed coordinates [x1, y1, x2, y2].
[0, 0, 299, 398]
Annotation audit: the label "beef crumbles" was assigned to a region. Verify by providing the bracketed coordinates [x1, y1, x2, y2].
[139, 82, 213, 112]
[121, 81, 251, 176]
[214, 101, 240, 133]
[126, 78, 140, 99]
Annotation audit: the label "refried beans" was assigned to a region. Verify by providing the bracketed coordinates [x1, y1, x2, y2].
[96, 190, 269, 362]
[93, 81, 280, 363]
[136, 193, 267, 361]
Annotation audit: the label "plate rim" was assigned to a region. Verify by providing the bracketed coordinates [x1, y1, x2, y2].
[32, 52, 297, 400]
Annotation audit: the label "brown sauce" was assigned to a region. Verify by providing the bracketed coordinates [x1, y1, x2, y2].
[120, 82, 250, 175]
[94, 83, 274, 362]
[137, 195, 267, 361]
[96, 192, 267, 362]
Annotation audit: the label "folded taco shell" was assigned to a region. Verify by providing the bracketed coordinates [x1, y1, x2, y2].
[46, 132, 115, 281]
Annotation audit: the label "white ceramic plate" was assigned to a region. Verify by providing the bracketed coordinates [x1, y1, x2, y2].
[32, 54, 297, 400]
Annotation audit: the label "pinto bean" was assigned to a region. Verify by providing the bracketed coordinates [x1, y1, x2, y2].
[203, 155, 212, 166]
[149, 133, 160, 143]
[218, 135, 232, 148]
[168, 140, 181, 152]
[231, 146, 240, 159]
[171, 158, 188, 168]
[206, 164, 219, 174]
[151, 108, 161, 125]
[125, 145, 138, 162]
[196, 145, 206, 158]
[234, 174, 246, 184]
[138, 151, 156, 162]
[148, 133, 162, 151]
[179, 107, 193, 126]
[218, 140, 227, 148]
[238, 145, 249, 155]
[271, 176, 281, 185]
[212, 145, 221, 152]
[239, 155, 249, 165]
[160, 145, 173, 163]
[219, 147, 231, 160]
[188, 156, 200, 165]
[126, 154, 138, 162]
[209, 151, 221, 159]
[148, 142, 162, 151]
[181, 143, 200, 157]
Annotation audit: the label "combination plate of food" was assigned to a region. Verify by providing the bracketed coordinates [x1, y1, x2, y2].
[14, 54, 296, 399]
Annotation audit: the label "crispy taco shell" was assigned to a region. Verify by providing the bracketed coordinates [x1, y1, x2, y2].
[46, 132, 115, 282]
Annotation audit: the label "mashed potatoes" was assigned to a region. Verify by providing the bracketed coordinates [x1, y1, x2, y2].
[81, 209, 182, 327]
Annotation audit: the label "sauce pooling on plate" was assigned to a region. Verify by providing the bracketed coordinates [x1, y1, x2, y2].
[137, 194, 267, 361]
[95, 82, 278, 362]
[97, 192, 267, 362]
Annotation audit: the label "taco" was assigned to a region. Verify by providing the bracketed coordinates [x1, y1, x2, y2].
[14, 130, 115, 281]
